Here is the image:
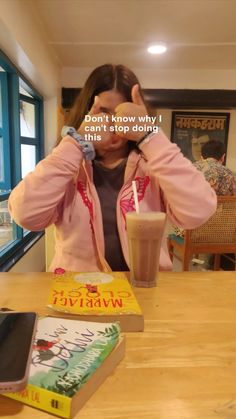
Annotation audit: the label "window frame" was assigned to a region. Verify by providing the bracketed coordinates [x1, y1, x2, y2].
[0, 71, 11, 191]
[0, 50, 44, 271]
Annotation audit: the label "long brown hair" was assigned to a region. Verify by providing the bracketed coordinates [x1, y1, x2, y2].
[64, 63, 145, 137]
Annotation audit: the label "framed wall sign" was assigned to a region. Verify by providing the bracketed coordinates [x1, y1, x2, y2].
[171, 111, 230, 162]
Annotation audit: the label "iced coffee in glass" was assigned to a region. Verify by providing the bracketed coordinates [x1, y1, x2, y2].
[126, 212, 166, 287]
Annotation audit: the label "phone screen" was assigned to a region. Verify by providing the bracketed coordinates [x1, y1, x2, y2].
[0, 312, 37, 383]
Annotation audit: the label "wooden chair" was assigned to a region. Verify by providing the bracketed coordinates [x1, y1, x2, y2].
[167, 196, 236, 271]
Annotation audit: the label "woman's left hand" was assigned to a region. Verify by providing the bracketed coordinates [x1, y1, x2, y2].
[114, 84, 148, 142]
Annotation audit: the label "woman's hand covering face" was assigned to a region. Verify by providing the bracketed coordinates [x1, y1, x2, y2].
[77, 96, 113, 143]
[114, 84, 148, 142]
[77, 85, 149, 146]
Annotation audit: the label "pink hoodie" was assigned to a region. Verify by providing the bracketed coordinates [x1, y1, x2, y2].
[8, 130, 217, 272]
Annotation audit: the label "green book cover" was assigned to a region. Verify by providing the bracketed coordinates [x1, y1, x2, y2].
[4, 317, 125, 418]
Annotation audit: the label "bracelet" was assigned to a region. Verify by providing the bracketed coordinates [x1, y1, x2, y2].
[136, 130, 153, 147]
[61, 126, 95, 161]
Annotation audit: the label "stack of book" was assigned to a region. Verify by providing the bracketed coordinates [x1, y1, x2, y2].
[4, 271, 144, 417]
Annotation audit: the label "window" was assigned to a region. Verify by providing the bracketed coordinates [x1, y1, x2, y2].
[0, 51, 44, 270]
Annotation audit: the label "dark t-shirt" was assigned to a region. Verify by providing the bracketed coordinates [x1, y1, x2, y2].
[93, 159, 129, 271]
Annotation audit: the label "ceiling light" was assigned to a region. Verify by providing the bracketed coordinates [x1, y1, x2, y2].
[147, 44, 167, 54]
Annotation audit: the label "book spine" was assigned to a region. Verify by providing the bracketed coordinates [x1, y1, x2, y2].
[5, 383, 71, 418]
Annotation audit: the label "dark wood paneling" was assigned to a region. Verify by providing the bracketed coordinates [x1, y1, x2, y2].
[62, 87, 236, 110]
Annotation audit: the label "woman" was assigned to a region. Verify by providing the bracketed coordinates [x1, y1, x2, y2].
[8, 64, 216, 272]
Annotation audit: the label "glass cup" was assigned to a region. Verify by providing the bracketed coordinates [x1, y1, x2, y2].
[126, 211, 167, 287]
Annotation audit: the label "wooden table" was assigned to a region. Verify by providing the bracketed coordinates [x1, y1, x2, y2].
[0, 271, 236, 419]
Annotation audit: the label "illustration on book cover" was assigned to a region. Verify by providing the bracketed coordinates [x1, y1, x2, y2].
[5, 316, 120, 409]
[30, 317, 119, 397]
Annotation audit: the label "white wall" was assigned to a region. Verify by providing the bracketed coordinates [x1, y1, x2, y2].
[0, 0, 61, 154]
[0, 0, 61, 272]
[62, 67, 236, 89]
[0, 0, 60, 98]
[9, 237, 45, 272]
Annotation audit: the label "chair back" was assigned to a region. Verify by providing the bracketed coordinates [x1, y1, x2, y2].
[186, 196, 236, 245]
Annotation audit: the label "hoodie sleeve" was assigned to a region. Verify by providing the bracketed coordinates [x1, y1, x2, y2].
[138, 129, 217, 229]
[8, 136, 84, 231]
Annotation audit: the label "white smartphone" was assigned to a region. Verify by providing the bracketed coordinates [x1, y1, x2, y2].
[0, 311, 38, 393]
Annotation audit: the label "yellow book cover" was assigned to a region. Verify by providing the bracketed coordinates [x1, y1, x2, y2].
[4, 316, 125, 418]
[47, 271, 144, 332]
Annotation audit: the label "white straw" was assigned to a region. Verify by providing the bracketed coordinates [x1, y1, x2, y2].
[132, 180, 140, 213]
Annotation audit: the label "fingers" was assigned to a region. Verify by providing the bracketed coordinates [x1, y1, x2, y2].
[88, 95, 101, 115]
[131, 84, 144, 106]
